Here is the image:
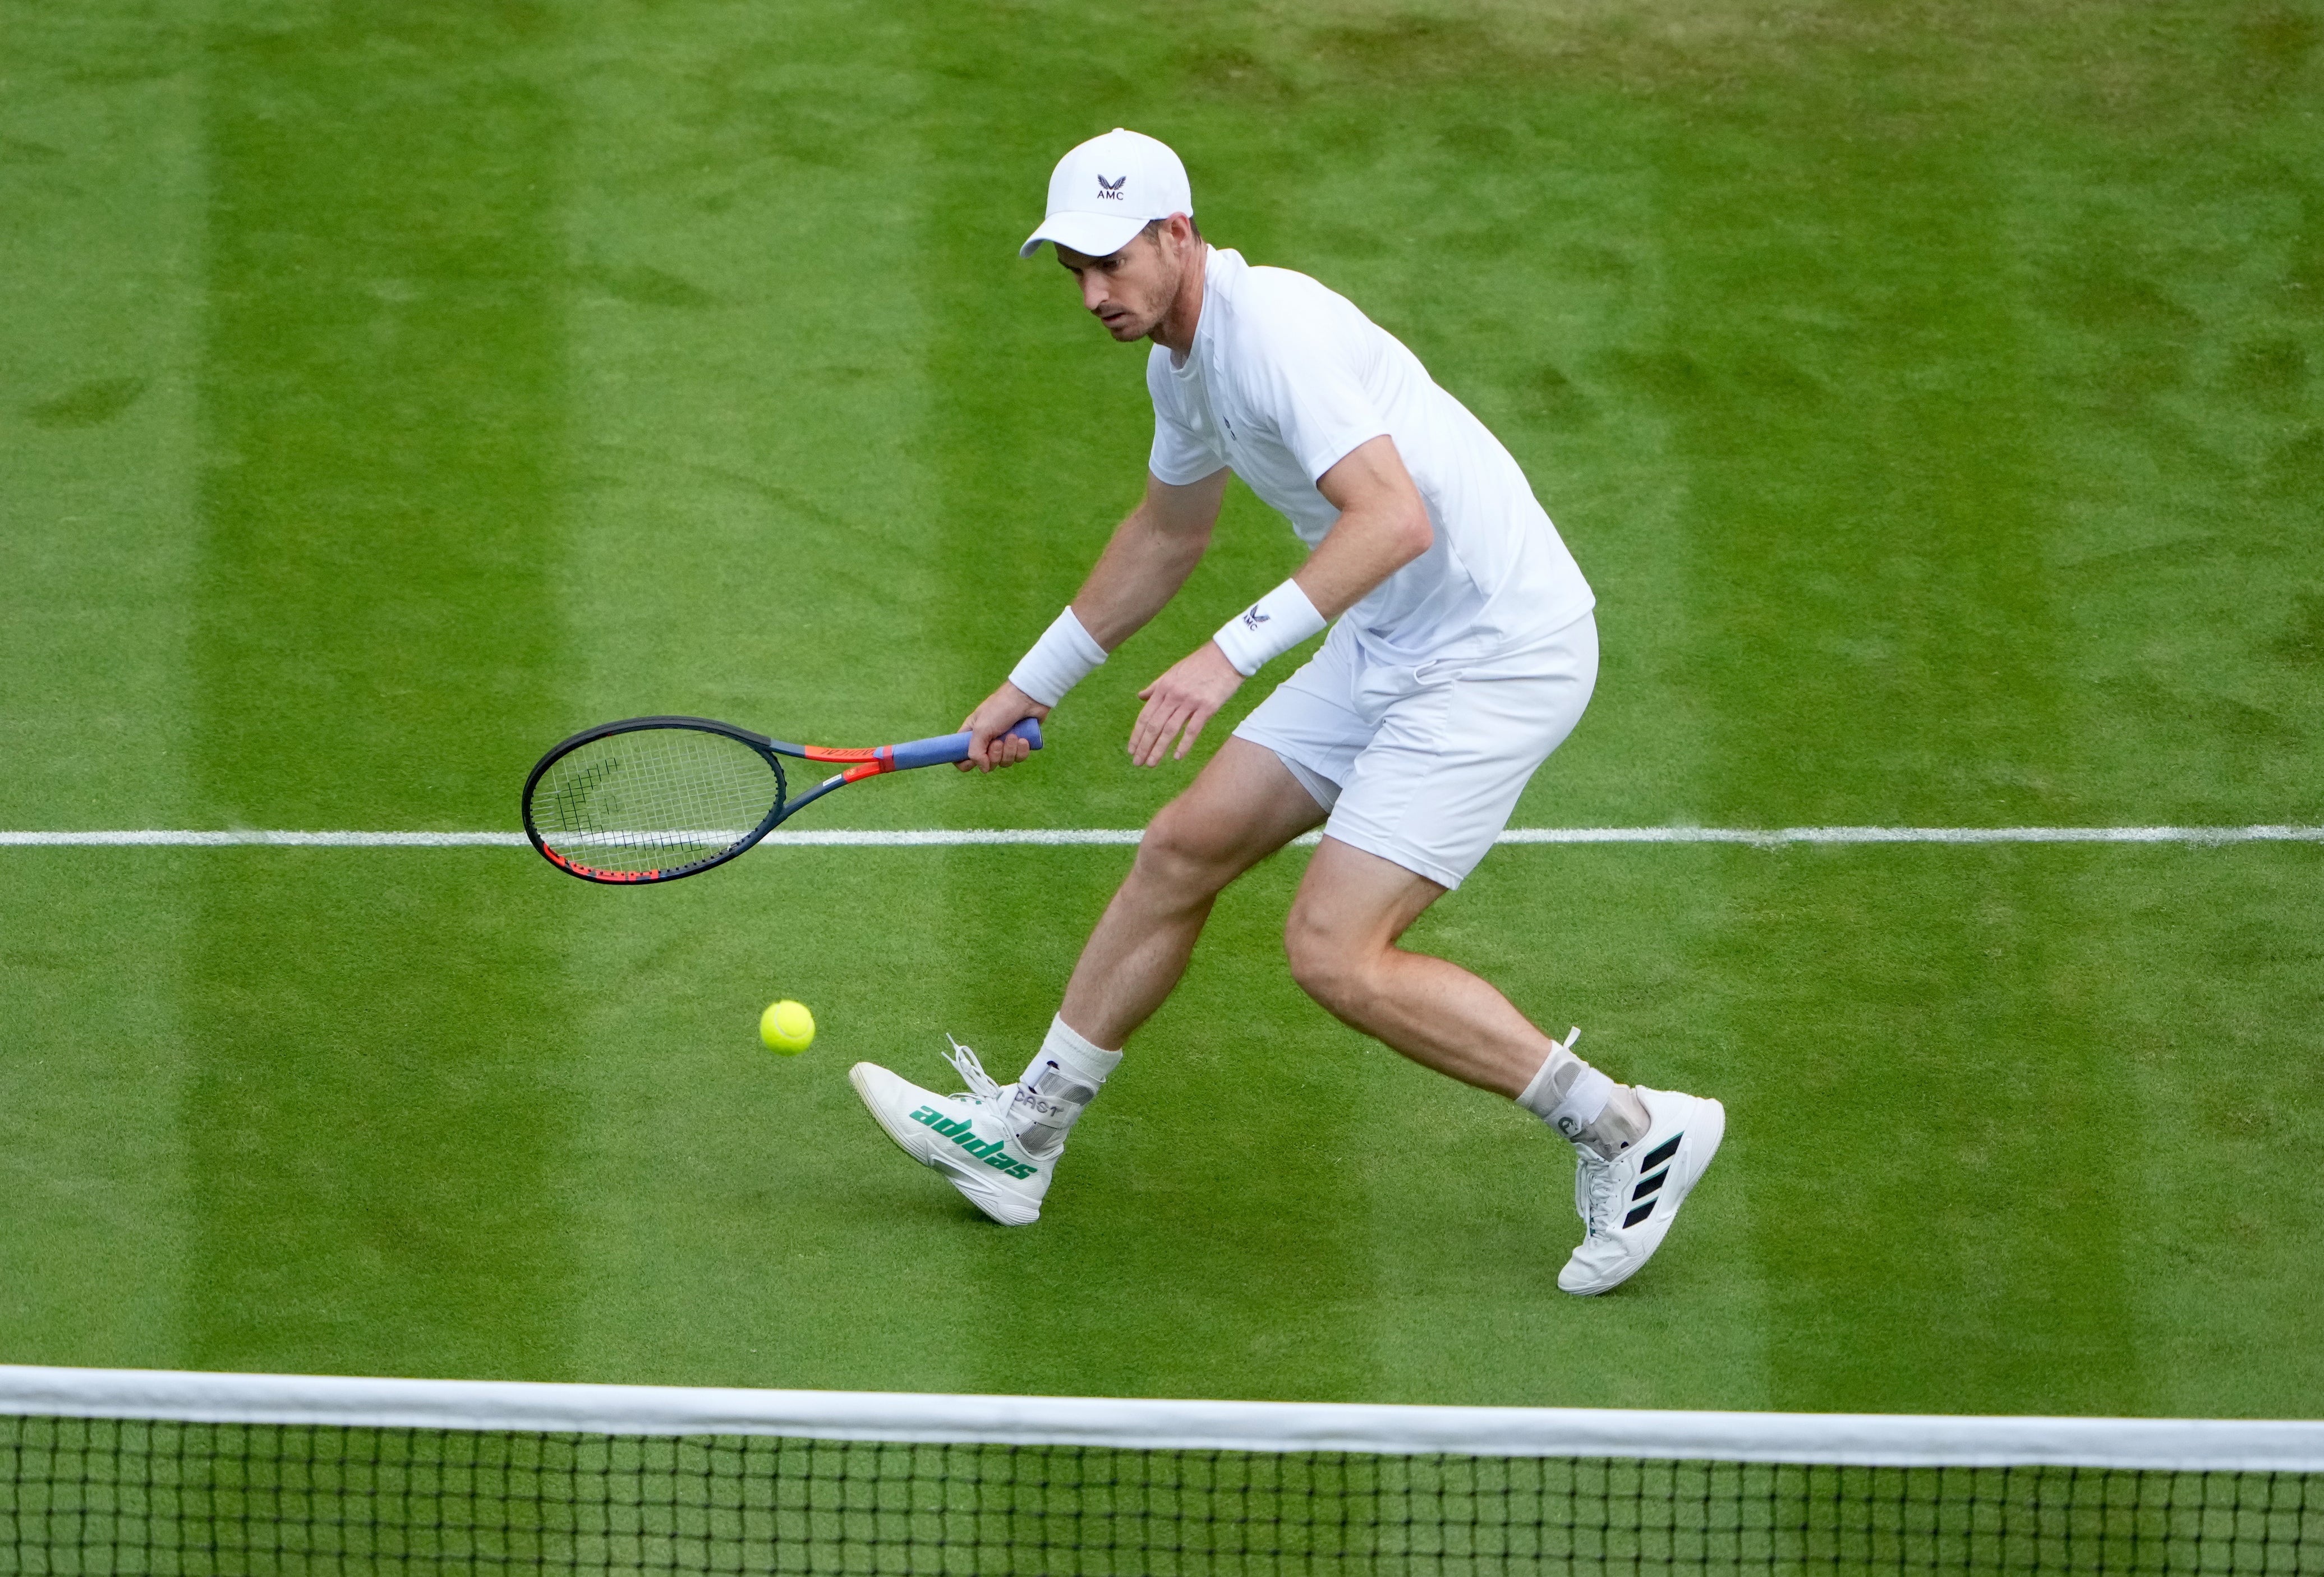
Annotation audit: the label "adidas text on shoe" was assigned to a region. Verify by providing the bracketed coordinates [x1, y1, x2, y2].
[1558, 1086, 1724, 1295]
[849, 1040, 1054, 1226]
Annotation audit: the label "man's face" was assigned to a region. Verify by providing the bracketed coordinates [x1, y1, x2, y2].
[1056, 227, 1183, 342]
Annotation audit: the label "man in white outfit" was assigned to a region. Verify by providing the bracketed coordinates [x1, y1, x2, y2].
[850, 129, 1722, 1294]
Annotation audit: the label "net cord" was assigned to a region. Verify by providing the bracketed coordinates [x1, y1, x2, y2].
[0, 1367, 2315, 1471]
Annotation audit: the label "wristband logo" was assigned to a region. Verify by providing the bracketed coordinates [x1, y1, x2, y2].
[1096, 175, 1126, 200]
[1241, 607, 1269, 631]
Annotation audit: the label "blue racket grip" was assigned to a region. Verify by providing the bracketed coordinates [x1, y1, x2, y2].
[890, 717, 1043, 771]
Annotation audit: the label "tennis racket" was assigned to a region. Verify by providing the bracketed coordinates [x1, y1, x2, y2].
[522, 715, 1042, 885]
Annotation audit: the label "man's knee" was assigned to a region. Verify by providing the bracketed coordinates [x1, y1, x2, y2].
[1130, 796, 1242, 900]
[1283, 900, 1373, 1015]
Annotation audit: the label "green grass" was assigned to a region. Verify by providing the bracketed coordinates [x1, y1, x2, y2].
[1, 0, 2318, 1420]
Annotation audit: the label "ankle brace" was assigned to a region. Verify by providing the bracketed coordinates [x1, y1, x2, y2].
[1011, 1016, 1122, 1160]
[1516, 1028, 1613, 1143]
[1580, 1089, 1649, 1157]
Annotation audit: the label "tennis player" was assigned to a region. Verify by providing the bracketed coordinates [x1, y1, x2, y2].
[851, 128, 1722, 1294]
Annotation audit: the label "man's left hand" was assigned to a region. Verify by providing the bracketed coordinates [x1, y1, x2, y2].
[1129, 641, 1245, 767]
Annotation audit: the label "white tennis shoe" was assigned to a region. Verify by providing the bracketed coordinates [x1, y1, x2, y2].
[1558, 1086, 1725, 1295]
[849, 1039, 1055, 1226]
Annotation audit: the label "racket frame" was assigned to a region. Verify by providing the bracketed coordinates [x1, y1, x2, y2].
[522, 714, 1038, 885]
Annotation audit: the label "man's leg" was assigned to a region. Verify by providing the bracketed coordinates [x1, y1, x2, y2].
[847, 737, 1322, 1226]
[1283, 834, 1723, 1295]
[1057, 737, 1327, 1048]
[1282, 834, 1618, 1099]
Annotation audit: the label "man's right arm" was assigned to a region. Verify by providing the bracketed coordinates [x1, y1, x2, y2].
[959, 467, 1230, 770]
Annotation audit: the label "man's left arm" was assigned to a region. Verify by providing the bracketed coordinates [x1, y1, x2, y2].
[1125, 435, 1432, 766]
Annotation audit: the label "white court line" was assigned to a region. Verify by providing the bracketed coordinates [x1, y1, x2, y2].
[0, 826, 2318, 848]
[0, 830, 532, 847]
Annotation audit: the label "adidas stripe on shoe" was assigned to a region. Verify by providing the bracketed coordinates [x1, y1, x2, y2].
[849, 1039, 1055, 1227]
[1558, 1086, 1724, 1295]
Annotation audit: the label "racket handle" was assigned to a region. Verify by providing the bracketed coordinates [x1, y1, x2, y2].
[889, 716, 1044, 771]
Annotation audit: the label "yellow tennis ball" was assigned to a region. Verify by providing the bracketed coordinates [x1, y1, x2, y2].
[759, 999, 816, 1055]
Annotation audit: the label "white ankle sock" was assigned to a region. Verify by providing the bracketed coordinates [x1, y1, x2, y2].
[1516, 1027, 1613, 1143]
[1010, 1016, 1121, 1160]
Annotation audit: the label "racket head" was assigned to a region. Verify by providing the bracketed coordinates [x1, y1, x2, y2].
[522, 716, 786, 884]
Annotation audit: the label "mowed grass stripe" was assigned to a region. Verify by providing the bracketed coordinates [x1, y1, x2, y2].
[185, 7, 576, 1379]
[1624, 12, 2206, 1413]
[3, 8, 208, 1366]
[546, 0, 997, 1393]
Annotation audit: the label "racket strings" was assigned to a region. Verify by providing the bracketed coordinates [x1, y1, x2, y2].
[530, 728, 784, 875]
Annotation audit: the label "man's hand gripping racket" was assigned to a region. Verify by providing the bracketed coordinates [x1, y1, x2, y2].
[522, 715, 1042, 884]
[956, 683, 1051, 773]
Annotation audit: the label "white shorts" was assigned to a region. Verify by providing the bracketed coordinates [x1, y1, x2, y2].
[1232, 612, 1598, 889]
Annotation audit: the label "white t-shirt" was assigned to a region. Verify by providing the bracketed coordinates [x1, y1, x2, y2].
[1147, 247, 1593, 663]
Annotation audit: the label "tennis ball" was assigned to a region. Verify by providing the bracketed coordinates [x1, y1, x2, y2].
[760, 999, 816, 1055]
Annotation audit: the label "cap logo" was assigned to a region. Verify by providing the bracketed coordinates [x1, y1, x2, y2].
[1095, 174, 1126, 200]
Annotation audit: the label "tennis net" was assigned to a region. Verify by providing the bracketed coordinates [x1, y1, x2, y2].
[2, 1366, 2316, 1574]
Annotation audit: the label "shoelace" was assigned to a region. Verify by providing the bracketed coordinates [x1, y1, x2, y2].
[944, 1036, 1043, 1151]
[1576, 1150, 1622, 1238]
[942, 1036, 1004, 1105]
[1549, 1024, 1625, 1236]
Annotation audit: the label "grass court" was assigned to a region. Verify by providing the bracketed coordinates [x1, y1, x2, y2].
[3, 0, 2320, 1422]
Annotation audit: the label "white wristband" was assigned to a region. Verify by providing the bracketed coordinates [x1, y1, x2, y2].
[1008, 605, 1107, 707]
[1211, 578, 1327, 677]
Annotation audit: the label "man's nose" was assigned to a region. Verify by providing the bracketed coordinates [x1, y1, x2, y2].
[1082, 274, 1110, 313]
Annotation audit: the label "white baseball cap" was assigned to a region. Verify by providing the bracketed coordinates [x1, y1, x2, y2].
[1018, 128, 1194, 260]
